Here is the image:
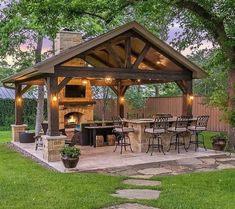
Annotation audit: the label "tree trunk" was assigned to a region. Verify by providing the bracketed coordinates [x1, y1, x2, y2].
[35, 85, 44, 135]
[34, 36, 44, 136]
[154, 84, 159, 96]
[227, 69, 235, 149]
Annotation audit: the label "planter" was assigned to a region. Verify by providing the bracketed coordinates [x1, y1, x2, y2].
[61, 156, 79, 168]
[212, 141, 226, 151]
[19, 132, 35, 143]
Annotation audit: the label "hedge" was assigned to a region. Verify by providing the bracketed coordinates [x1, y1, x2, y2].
[0, 99, 47, 130]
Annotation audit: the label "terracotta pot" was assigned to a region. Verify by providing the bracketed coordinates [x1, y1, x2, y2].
[61, 156, 79, 168]
[212, 141, 226, 151]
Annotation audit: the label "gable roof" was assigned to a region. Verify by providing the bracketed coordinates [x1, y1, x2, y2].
[2, 21, 207, 84]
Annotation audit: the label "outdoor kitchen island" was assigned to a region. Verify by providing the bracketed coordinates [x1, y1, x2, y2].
[125, 118, 196, 153]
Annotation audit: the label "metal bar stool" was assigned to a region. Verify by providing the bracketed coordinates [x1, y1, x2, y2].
[112, 116, 134, 154]
[167, 116, 190, 153]
[187, 115, 209, 151]
[144, 116, 169, 155]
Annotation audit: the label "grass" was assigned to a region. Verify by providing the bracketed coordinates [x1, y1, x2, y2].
[1, 130, 234, 209]
[0, 130, 12, 143]
[0, 144, 126, 209]
[148, 170, 235, 209]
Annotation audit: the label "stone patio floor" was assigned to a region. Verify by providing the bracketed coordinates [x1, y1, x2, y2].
[11, 141, 235, 175]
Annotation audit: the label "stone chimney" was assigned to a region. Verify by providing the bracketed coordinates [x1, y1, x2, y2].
[55, 29, 83, 55]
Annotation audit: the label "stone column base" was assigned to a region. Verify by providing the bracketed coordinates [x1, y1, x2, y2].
[42, 135, 67, 162]
[11, 124, 28, 142]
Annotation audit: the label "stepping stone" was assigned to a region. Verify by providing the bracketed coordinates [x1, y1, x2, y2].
[123, 179, 161, 186]
[217, 163, 235, 170]
[112, 189, 160, 200]
[138, 167, 172, 175]
[177, 158, 203, 166]
[129, 174, 154, 179]
[102, 203, 160, 209]
[200, 158, 216, 164]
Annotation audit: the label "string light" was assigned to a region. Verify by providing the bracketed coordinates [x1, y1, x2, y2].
[104, 77, 112, 84]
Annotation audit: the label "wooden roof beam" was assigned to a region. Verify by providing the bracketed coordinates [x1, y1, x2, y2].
[54, 66, 192, 81]
[132, 43, 151, 69]
[105, 42, 124, 68]
[116, 43, 161, 70]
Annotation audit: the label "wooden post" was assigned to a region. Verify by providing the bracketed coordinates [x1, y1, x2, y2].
[116, 82, 129, 118]
[15, 83, 23, 125]
[46, 76, 60, 136]
[182, 80, 193, 116]
[116, 81, 125, 118]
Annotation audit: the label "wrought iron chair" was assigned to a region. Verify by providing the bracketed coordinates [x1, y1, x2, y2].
[167, 116, 190, 153]
[187, 115, 209, 151]
[35, 135, 43, 150]
[112, 116, 134, 154]
[144, 117, 169, 155]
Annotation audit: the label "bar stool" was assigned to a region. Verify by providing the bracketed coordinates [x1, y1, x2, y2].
[187, 115, 209, 151]
[144, 117, 168, 155]
[167, 116, 190, 153]
[112, 116, 134, 154]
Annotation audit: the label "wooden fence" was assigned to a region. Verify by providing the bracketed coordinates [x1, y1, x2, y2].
[94, 96, 228, 132]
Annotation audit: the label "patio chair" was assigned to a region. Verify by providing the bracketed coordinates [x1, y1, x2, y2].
[187, 115, 209, 151]
[144, 117, 169, 155]
[35, 135, 43, 150]
[112, 116, 134, 154]
[167, 116, 190, 154]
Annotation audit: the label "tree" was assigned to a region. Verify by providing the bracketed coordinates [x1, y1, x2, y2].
[82, 0, 235, 147]
[0, 1, 60, 134]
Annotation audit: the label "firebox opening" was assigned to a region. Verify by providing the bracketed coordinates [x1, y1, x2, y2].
[64, 112, 83, 128]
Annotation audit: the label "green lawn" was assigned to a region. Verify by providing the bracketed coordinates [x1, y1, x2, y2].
[0, 130, 11, 143]
[1, 130, 234, 209]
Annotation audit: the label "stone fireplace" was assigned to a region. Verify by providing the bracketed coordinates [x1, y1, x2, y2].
[59, 104, 94, 129]
[55, 29, 94, 130]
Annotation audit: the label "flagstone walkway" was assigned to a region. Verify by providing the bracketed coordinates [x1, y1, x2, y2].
[100, 154, 235, 178]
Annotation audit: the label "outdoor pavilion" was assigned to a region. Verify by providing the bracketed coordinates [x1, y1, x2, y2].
[3, 21, 207, 138]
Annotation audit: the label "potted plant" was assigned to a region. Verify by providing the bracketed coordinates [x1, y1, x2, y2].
[211, 132, 228, 151]
[60, 146, 81, 168]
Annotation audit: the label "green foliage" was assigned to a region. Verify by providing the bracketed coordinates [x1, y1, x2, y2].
[125, 86, 151, 110]
[158, 83, 181, 96]
[211, 132, 228, 144]
[60, 146, 81, 158]
[0, 99, 46, 130]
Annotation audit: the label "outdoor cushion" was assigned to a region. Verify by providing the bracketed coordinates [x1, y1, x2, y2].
[145, 128, 165, 134]
[188, 126, 206, 131]
[167, 127, 187, 132]
[114, 127, 134, 133]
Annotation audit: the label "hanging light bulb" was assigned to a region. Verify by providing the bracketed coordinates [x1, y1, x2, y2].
[82, 80, 88, 85]
[104, 77, 113, 84]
